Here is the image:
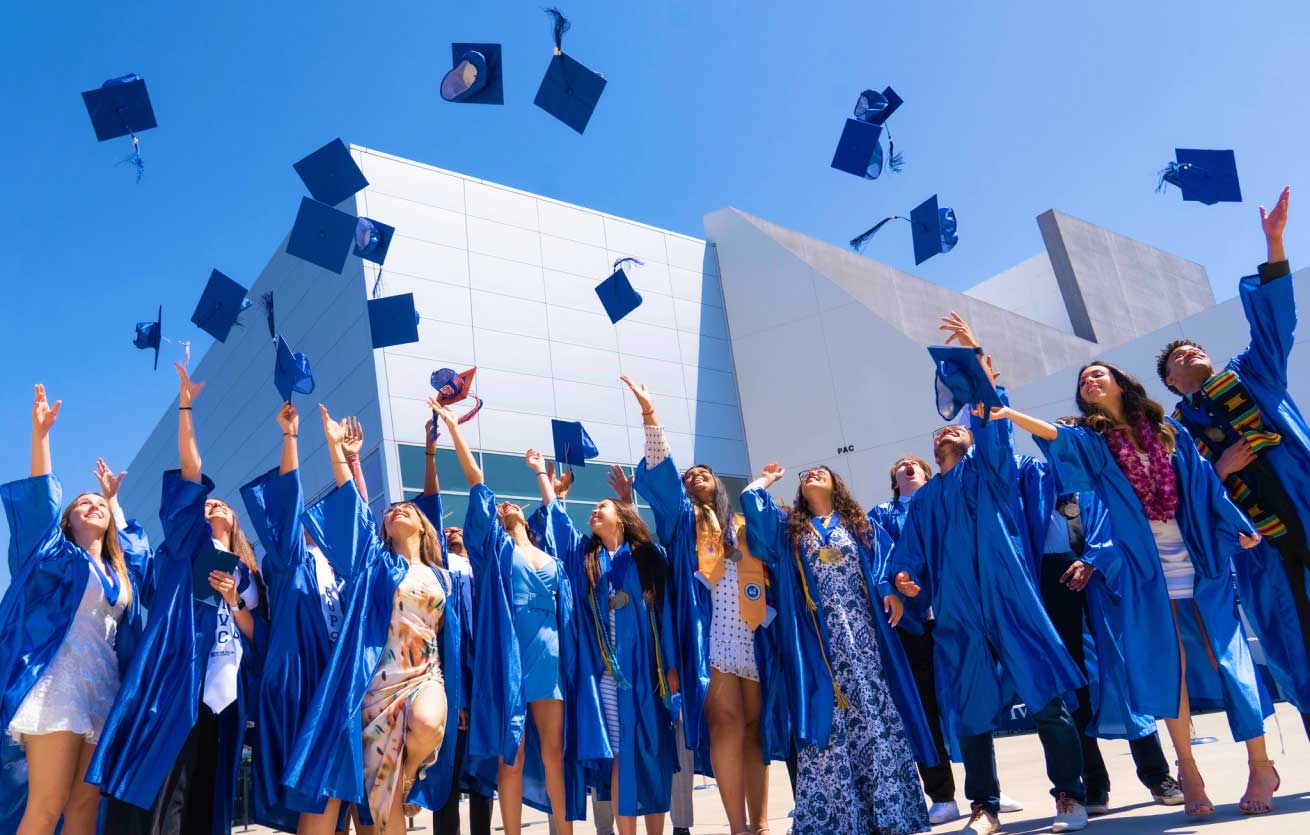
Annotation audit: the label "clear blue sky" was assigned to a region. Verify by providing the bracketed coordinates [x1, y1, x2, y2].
[2, 0, 1307, 579]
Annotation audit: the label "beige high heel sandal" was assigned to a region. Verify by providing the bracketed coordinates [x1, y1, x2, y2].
[1239, 759, 1280, 815]
[1175, 757, 1213, 818]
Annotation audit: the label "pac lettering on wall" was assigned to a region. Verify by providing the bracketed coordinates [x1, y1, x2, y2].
[836, 444, 855, 455]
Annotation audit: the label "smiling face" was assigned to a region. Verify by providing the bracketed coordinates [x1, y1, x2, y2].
[589, 499, 623, 536]
[1163, 342, 1214, 394]
[1077, 364, 1123, 409]
[681, 466, 718, 504]
[496, 501, 526, 530]
[444, 526, 465, 555]
[932, 425, 974, 471]
[66, 492, 111, 543]
[798, 466, 834, 503]
[382, 502, 422, 540]
[205, 499, 235, 536]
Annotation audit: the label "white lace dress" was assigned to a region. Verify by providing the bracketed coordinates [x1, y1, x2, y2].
[8, 567, 127, 745]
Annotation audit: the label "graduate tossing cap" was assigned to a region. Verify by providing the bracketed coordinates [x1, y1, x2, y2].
[595, 257, 644, 323]
[431, 367, 483, 424]
[1157, 148, 1242, 205]
[534, 8, 607, 134]
[81, 73, 157, 182]
[850, 194, 957, 265]
[260, 293, 315, 403]
[441, 43, 505, 104]
[927, 345, 1002, 423]
[831, 86, 905, 180]
[551, 418, 599, 468]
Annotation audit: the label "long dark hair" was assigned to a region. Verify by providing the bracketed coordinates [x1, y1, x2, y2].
[785, 466, 873, 549]
[682, 463, 732, 550]
[585, 500, 667, 606]
[1075, 360, 1176, 454]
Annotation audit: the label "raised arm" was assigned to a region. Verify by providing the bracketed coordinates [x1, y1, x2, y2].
[319, 405, 352, 488]
[422, 417, 440, 496]
[621, 374, 659, 427]
[174, 364, 205, 484]
[278, 402, 299, 475]
[1262, 185, 1289, 266]
[29, 384, 59, 477]
[1234, 186, 1296, 388]
[527, 449, 556, 504]
[3, 390, 64, 569]
[993, 404, 1059, 442]
[432, 398, 482, 487]
[341, 416, 368, 501]
[739, 463, 788, 568]
[240, 405, 309, 577]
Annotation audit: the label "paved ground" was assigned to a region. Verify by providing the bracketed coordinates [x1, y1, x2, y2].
[238, 703, 1309, 834]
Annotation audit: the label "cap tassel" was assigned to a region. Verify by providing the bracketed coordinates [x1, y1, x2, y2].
[886, 130, 904, 174]
[162, 336, 191, 371]
[371, 269, 385, 299]
[115, 133, 145, 183]
[849, 215, 908, 253]
[260, 292, 276, 341]
[613, 256, 644, 271]
[1156, 161, 1190, 194]
[545, 7, 571, 55]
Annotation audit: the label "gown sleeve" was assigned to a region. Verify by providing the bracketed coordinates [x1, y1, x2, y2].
[1034, 425, 1107, 495]
[541, 499, 589, 582]
[301, 480, 380, 580]
[633, 455, 690, 548]
[239, 467, 308, 582]
[1172, 421, 1259, 553]
[116, 516, 155, 606]
[887, 491, 934, 609]
[967, 387, 1019, 488]
[463, 483, 513, 577]
[739, 487, 788, 569]
[159, 469, 216, 561]
[412, 492, 450, 566]
[865, 518, 895, 599]
[1231, 267, 1296, 390]
[1, 473, 65, 572]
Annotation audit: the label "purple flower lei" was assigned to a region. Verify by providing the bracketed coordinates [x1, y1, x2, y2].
[1106, 413, 1179, 522]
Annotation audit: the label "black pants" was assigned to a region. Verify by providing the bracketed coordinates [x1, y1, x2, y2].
[1040, 554, 1170, 797]
[897, 622, 956, 802]
[959, 698, 1085, 814]
[103, 702, 227, 835]
[433, 728, 493, 835]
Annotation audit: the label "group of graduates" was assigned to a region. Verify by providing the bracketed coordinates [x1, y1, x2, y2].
[0, 186, 1306, 835]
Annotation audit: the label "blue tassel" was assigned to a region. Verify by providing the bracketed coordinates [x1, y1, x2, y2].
[545, 7, 571, 52]
[260, 292, 276, 340]
[1157, 161, 1187, 194]
[849, 215, 908, 253]
[115, 134, 144, 183]
[371, 270, 384, 299]
[612, 256, 644, 271]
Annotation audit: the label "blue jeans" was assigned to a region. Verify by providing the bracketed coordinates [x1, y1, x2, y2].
[958, 698, 1086, 815]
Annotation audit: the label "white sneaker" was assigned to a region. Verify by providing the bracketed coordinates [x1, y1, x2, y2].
[1051, 794, 1088, 832]
[929, 800, 961, 824]
[960, 805, 1001, 834]
[999, 792, 1024, 813]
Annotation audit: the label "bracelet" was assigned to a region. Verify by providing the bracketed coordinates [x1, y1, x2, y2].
[178, 406, 192, 411]
[973, 346, 984, 356]
[641, 409, 655, 417]
[283, 433, 298, 438]
[333, 459, 349, 464]
[425, 452, 436, 457]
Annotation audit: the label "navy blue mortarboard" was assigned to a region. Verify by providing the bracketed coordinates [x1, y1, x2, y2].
[849, 194, 957, 265]
[927, 345, 1002, 423]
[367, 293, 420, 349]
[82, 74, 157, 182]
[595, 257, 644, 323]
[1157, 148, 1242, 205]
[831, 120, 885, 179]
[534, 9, 606, 134]
[287, 197, 357, 273]
[551, 418, 599, 467]
[191, 270, 252, 343]
[442, 43, 504, 104]
[133, 305, 162, 369]
[353, 217, 395, 265]
[192, 541, 239, 606]
[853, 86, 903, 125]
[260, 293, 315, 402]
[293, 138, 368, 206]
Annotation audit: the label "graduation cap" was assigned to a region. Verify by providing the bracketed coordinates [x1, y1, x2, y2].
[595, 257, 644, 323]
[81, 73, 157, 182]
[849, 194, 957, 266]
[1157, 148, 1242, 205]
[431, 367, 483, 424]
[534, 8, 607, 134]
[551, 418, 599, 467]
[928, 345, 1002, 423]
[367, 293, 421, 349]
[192, 541, 240, 606]
[191, 269, 252, 343]
[441, 43, 504, 104]
[831, 86, 904, 180]
[133, 305, 162, 370]
[353, 217, 395, 265]
[853, 87, 903, 125]
[287, 197, 358, 273]
[294, 138, 368, 206]
[260, 293, 315, 402]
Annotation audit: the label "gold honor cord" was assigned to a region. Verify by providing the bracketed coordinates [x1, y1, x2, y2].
[793, 539, 848, 711]
[648, 604, 670, 704]
[589, 578, 629, 688]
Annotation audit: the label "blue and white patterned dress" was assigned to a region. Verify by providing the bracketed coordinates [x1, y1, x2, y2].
[793, 524, 929, 835]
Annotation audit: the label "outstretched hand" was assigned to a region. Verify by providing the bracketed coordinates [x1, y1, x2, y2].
[1260, 186, 1290, 241]
[760, 461, 785, 487]
[174, 363, 205, 407]
[277, 402, 299, 436]
[1239, 532, 1262, 550]
[426, 396, 458, 427]
[1060, 560, 1094, 592]
[620, 375, 655, 416]
[607, 464, 635, 505]
[31, 384, 61, 435]
[525, 448, 548, 476]
[340, 416, 364, 457]
[939, 310, 980, 349]
[545, 458, 574, 498]
[894, 571, 920, 598]
[320, 404, 346, 447]
[93, 458, 127, 500]
[883, 594, 904, 627]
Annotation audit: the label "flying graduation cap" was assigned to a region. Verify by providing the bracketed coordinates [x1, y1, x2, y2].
[534, 8, 607, 134]
[367, 293, 421, 349]
[81, 73, 157, 182]
[287, 196, 358, 274]
[431, 367, 483, 424]
[441, 43, 505, 104]
[850, 194, 958, 266]
[191, 269, 253, 343]
[261, 293, 315, 403]
[133, 306, 162, 369]
[551, 418, 599, 468]
[1157, 148, 1242, 205]
[927, 345, 1002, 424]
[595, 257, 644, 323]
[294, 138, 369, 206]
[831, 86, 904, 180]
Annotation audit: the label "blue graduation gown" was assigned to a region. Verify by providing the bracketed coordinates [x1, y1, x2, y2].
[85, 470, 261, 835]
[0, 474, 152, 823]
[633, 456, 789, 772]
[888, 407, 1085, 740]
[536, 500, 679, 817]
[1173, 271, 1310, 711]
[1036, 421, 1271, 740]
[742, 488, 936, 765]
[282, 481, 463, 824]
[461, 484, 590, 820]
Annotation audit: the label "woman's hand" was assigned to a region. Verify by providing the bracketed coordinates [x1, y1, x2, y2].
[760, 462, 785, 488]
[546, 459, 574, 499]
[1060, 560, 1094, 592]
[458, 708, 469, 731]
[939, 310, 980, 349]
[894, 571, 920, 598]
[883, 594, 904, 627]
[606, 464, 635, 505]
[277, 402, 299, 437]
[427, 397, 458, 428]
[209, 571, 241, 607]
[32, 384, 61, 435]
[1239, 532, 1262, 550]
[525, 448, 548, 476]
[425, 417, 439, 454]
[340, 416, 364, 458]
[620, 375, 656, 421]
[320, 404, 346, 448]
[666, 667, 680, 695]
[94, 458, 127, 500]
[174, 362, 205, 408]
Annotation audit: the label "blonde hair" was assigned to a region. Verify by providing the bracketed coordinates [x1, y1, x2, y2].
[208, 499, 259, 574]
[61, 493, 132, 608]
[383, 502, 445, 567]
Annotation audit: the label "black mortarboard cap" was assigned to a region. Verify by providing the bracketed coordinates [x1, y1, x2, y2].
[595, 258, 644, 323]
[133, 305, 161, 369]
[367, 293, 421, 349]
[82, 74, 157, 141]
[534, 9, 606, 134]
[293, 138, 368, 206]
[191, 270, 250, 343]
[192, 541, 239, 606]
[831, 119, 886, 179]
[927, 345, 1002, 422]
[353, 217, 395, 266]
[1159, 148, 1242, 205]
[274, 335, 315, 403]
[551, 418, 599, 467]
[287, 197, 357, 274]
[854, 86, 903, 125]
[442, 43, 505, 104]
[910, 194, 958, 266]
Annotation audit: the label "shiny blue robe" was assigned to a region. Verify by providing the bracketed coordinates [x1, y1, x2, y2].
[85, 471, 261, 835]
[1036, 421, 1272, 740]
[741, 488, 937, 764]
[535, 500, 680, 817]
[1173, 271, 1310, 711]
[868, 500, 909, 543]
[462, 484, 590, 820]
[0, 475, 153, 824]
[633, 456, 789, 773]
[282, 482, 464, 825]
[888, 406, 1086, 740]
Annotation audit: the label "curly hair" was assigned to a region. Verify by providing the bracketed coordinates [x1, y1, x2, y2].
[888, 455, 933, 501]
[584, 500, 667, 606]
[1075, 361, 1176, 454]
[1155, 338, 1204, 395]
[784, 466, 873, 550]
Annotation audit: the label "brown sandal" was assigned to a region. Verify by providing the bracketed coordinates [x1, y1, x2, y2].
[1175, 757, 1214, 818]
[1239, 759, 1280, 815]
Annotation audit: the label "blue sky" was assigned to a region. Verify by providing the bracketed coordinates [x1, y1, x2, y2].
[2, 0, 1307, 577]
